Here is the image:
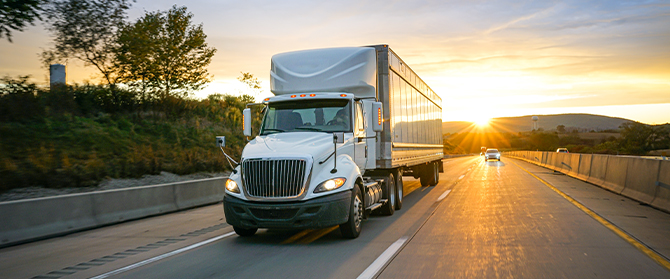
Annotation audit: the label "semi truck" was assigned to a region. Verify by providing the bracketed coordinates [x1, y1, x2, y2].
[222, 45, 443, 238]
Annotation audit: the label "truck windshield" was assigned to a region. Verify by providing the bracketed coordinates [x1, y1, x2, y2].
[260, 99, 352, 135]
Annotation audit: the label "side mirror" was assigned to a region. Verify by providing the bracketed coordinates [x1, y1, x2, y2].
[243, 108, 252, 136]
[333, 132, 345, 143]
[216, 136, 225, 147]
[372, 102, 383, 132]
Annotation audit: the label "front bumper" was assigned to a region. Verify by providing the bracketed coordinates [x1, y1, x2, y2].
[223, 190, 351, 229]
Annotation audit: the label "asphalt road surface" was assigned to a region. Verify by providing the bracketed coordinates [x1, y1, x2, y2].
[2, 157, 670, 279]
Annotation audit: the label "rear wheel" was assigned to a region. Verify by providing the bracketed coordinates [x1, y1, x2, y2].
[429, 162, 439, 186]
[340, 185, 363, 238]
[395, 169, 403, 210]
[420, 163, 436, 187]
[233, 226, 257, 237]
[380, 173, 395, 216]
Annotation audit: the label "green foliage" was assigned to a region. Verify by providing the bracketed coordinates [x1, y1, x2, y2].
[0, 0, 45, 42]
[0, 77, 253, 193]
[42, 0, 133, 85]
[619, 122, 670, 155]
[0, 75, 44, 121]
[556, 124, 566, 134]
[115, 5, 216, 101]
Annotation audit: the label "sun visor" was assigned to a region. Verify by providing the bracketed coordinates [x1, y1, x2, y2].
[270, 47, 377, 98]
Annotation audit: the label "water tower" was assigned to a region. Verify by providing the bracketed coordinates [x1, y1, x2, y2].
[532, 116, 539, 130]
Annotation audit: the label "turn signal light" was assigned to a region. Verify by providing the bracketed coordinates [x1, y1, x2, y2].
[378, 108, 382, 125]
[340, 94, 347, 97]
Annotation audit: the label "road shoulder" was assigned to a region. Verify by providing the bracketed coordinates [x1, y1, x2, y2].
[511, 158, 670, 262]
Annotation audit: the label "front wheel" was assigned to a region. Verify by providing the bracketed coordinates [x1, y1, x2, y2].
[233, 226, 257, 237]
[340, 185, 363, 238]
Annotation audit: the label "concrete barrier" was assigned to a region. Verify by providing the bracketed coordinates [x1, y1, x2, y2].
[651, 160, 670, 211]
[602, 156, 628, 193]
[556, 153, 573, 173]
[0, 177, 225, 248]
[621, 158, 661, 205]
[587, 155, 609, 187]
[545, 152, 557, 171]
[576, 154, 592, 181]
[567, 154, 581, 177]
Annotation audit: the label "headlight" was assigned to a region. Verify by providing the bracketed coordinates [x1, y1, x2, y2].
[225, 179, 240, 193]
[314, 178, 346, 193]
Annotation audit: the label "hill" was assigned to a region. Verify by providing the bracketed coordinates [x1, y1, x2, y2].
[442, 113, 635, 134]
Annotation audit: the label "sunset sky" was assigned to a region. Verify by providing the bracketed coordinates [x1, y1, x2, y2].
[1, 0, 669, 124]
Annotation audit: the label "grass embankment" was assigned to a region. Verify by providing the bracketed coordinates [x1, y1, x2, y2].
[0, 76, 255, 193]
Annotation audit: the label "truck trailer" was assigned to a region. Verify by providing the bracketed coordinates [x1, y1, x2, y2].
[222, 45, 443, 238]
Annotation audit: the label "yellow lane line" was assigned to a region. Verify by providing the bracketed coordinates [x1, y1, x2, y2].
[281, 229, 314, 244]
[511, 160, 670, 272]
[298, 226, 338, 244]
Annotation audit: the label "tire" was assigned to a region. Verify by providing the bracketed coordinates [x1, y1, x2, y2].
[340, 185, 363, 238]
[395, 169, 403, 210]
[429, 162, 439, 186]
[233, 226, 257, 237]
[421, 163, 436, 187]
[380, 173, 395, 216]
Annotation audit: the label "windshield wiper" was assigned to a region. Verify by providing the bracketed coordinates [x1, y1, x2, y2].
[261, 128, 285, 135]
[294, 127, 325, 132]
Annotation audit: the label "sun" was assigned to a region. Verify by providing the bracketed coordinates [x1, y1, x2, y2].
[473, 116, 491, 127]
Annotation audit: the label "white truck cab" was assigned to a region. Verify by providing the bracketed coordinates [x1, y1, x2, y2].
[223, 46, 443, 238]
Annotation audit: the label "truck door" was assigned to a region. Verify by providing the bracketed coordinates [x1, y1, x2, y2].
[354, 101, 367, 170]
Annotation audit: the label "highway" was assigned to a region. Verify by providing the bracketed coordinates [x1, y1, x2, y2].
[2, 157, 670, 278]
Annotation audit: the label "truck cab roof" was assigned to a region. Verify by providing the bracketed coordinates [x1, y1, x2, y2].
[270, 47, 377, 98]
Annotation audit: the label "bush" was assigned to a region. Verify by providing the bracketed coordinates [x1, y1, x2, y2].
[0, 77, 252, 193]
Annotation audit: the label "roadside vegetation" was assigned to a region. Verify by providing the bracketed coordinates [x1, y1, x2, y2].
[0, 76, 260, 193]
[444, 123, 670, 155]
[0, 2, 266, 194]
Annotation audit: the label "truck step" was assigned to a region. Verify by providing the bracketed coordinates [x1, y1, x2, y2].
[366, 202, 384, 212]
[364, 180, 381, 189]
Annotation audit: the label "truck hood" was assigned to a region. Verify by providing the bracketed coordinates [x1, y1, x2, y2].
[242, 132, 341, 161]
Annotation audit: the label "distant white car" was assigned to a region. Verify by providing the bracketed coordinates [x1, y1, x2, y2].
[485, 148, 501, 161]
[556, 148, 569, 153]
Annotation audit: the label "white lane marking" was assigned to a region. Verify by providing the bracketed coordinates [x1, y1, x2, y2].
[357, 236, 408, 279]
[90, 232, 236, 279]
[437, 189, 452, 202]
[458, 174, 465, 180]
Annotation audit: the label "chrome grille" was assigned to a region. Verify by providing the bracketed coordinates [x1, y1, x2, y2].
[242, 158, 308, 198]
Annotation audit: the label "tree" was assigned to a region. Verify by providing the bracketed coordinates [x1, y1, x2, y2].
[556, 125, 566, 134]
[115, 5, 216, 101]
[238, 72, 261, 97]
[619, 122, 653, 155]
[0, 0, 45, 42]
[41, 0, 133, 85]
